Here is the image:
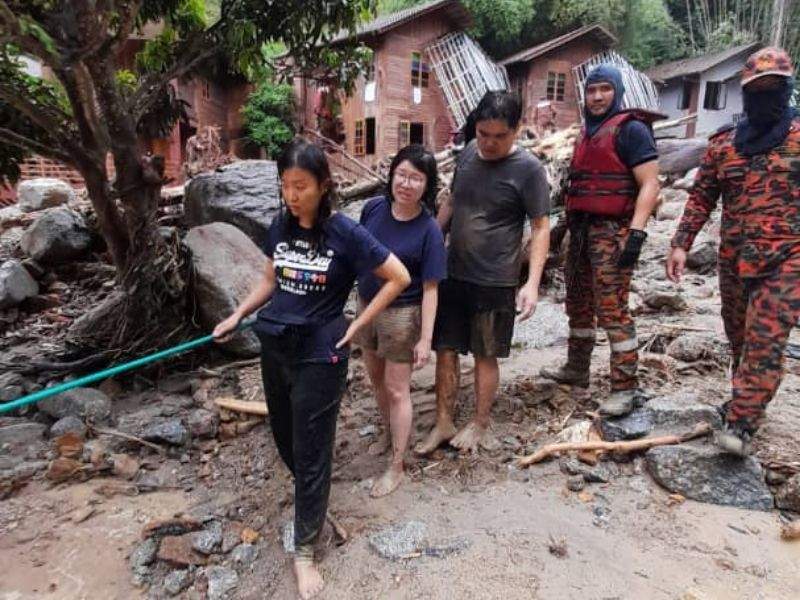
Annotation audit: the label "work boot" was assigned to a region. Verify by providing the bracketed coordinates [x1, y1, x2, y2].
[714, 421, 753, 457]
[540, 340, 592, 388]
[598, 389, 637, 417]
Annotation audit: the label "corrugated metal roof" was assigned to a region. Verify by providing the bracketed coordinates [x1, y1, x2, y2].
[330, 0, 471, 44]
[645, 42, 761, 82]
[498, 24, 617, 66]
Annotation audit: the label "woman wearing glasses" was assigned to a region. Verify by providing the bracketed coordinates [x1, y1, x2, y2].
[355, 144, 447, 497]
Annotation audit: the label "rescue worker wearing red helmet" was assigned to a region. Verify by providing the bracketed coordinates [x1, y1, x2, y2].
[667, 47, 800, 456]
[541, 64, 661, 416]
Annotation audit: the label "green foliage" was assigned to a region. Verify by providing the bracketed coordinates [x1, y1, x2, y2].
[620, 0, 688, 69]
[242, 81, 297, 158]
[467, 0, 536, 46]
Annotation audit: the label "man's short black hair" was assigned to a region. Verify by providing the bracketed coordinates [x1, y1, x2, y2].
[473, 90, 522, 129]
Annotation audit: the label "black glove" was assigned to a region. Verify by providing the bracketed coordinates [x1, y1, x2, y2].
[617, 229, 647, 268]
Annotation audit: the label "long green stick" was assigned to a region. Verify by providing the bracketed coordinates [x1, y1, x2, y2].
[0, 319, 255, 415]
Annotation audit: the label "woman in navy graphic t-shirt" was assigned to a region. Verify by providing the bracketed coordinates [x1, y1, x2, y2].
[213, 139, 409, 600]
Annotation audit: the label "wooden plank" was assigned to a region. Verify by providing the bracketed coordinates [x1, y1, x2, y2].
[214, 397, 268, 417]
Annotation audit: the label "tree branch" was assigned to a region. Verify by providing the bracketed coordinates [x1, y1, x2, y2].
[0, 0, 62, 69]
[0, 83, 72, 143]
[0, 127, 73, 163]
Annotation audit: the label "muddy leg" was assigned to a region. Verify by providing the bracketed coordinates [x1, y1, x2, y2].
[451, 356, 498, 453]
[414, 349, 459, 454]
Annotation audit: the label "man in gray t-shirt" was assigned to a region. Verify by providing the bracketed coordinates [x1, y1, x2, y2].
[415, 91, 551, 455]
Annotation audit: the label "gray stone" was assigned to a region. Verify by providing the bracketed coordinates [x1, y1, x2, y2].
[187, 409, 219, 439]
[774, 474, 800, 512]
[0, 372, 27, 403]
[37, 387, 111, 422]
[231, 543, 259, 565]
[645, 445, 773, 510]
[423, 536, 471, 558]
[561, 458, 611, 483]
[20, 207, 92, 264]
[0, 422, 47, 454]
[49, 415, 87, 439]
[163, 570, 191, 596]
[657, 138, 708, 175]
[659, 188, 689, 205]
[184, 160, 281, 244]
[566, 475, 586, 491]
[656, 201, 683, 221]
[645, 394, 722, 431]
[686, 241, 717, 274]
[141, 418, 189, 446]
[672, 168, 699, 190]
[642, 291, 688, 312]
[599, 409, 654, 441]
[205, 566, 239, 600]
[359, 424, 378, 437]
[130, 538, 159, 569]
[191, 520, 223, 554]
[512, 301, 569, 349]
[369, 521, 427, 560]
[184, 223, 266, 357]
[0, 260, 39, 309]
[666, 333, 726, 363]
[17, 178, 75, 213]
[282, 521, 295, 553]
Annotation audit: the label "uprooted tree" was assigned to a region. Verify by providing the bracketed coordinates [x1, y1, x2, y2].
[0, 0, 373, 353]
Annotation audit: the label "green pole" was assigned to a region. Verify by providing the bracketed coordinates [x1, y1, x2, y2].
[0, 319, 256, 415]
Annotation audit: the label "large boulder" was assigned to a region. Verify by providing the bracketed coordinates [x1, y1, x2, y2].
[17, 178, 75, 213]
[20, 207, 92, 264]
[0, 259, 39, 309]
[184, 160, 281, 245]
[645, 444, 773, 510]
[657, 138, 709, 175]
[184, 222, 266, 356]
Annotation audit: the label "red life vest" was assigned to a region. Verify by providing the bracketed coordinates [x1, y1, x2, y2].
[566, 109, 662, 217]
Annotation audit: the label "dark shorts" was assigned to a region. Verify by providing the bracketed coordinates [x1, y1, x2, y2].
[432, 279, 516, 358]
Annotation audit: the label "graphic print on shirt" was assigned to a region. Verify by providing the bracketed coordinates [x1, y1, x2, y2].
[273, 239, 334, 296]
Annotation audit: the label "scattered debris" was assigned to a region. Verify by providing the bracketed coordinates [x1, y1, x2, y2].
[369, 521, 427, 560]
[157, 535, 208, 567]
[213, 397, 267, 417]
[205, 566, 239, 600]
[547, 534, 569, 558]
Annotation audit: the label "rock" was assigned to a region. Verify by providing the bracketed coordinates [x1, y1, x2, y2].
[0, 372, 26, 403]
[191, 520, 223, 555]
[369, 521, 427, 560]
[20, 207, 92, 264]
[231, 543, 259, 565]
[187, 409, 219, 439]
[424, 537, 471, 558]
[359, 424, 378, 437]
[221, 521, 246, 553]
[672, 167, 700, 190]
[141, 418, 189, 446]
[184, 160, 281, 244]
[775, 474, 800, 512]
[645, 445, 773, 510]
[142, 516, 203, 540]
[163, 570, 191, 596]
[600, 409, 654, 441]
[666, 334, 726, 363]
[37, 388, 111, 422]
[0, 260, 39, 309]
[45, 457, 82, 482]
[645, 394, 722, 431]
[566, 475, 586, 491]
[157, 535, 208, 567]
[49, 416, 87, 439]
[560, 458, 612, 482]
[642, 291, 688, 312]
[129, 538, 159, 569]
[656, 202, 683, 221]
[54, 432, 84, 458]
[512, 301, 569, 349]
[657, 138, 708, 175]
[16, 178, 75, 212]
[686, 241, 717, 274]
[0, 422, 47, 454]
[21, 258, 45, 280]
[111, 454, 140, 480]
[659, 188, 689, 205]
[184, 222, 266, 357]
[205, 565, 239, 600]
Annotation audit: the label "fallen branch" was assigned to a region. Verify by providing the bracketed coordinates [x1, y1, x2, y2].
[214, 397, 268, 417]
[517, 422, 711, 467]
[91, 426, 166, 455]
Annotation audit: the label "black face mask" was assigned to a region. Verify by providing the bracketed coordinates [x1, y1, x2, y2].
[743, 86, 791, 124]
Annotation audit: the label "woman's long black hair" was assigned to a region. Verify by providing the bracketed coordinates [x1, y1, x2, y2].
[386, 144, 439, 214]
[277, 138, 335, 247]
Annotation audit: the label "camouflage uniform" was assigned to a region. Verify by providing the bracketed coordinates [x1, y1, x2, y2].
[566, 215, 638, 391]
[672, 120, 800, 431]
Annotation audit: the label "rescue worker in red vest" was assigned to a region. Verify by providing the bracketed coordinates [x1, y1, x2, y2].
[667, 47, 799, 456]
[541, 64, 661, 416]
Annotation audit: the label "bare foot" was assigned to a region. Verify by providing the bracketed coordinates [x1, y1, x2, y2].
[450, 420, 488, 453]
[370, 465, 404, 498]
[294, 559, 324, 600]
[414, 421, 457, 455]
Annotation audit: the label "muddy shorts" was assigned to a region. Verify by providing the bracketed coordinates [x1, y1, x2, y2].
[432, 279, 516, 358]
[354, 300, 421, 363]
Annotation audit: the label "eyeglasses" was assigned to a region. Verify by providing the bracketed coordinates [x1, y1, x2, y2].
[394, 172, 426, 187]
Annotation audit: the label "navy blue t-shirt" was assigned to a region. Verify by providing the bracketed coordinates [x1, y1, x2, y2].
[615, 120, 658, 168]
[256, 212, 390, 362]
[357, 196, 447, 306]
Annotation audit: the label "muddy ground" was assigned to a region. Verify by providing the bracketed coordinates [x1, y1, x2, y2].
[2, 209, 800, 599]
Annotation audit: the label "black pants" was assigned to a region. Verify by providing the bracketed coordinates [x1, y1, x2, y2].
[259, 331, 348, 547]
